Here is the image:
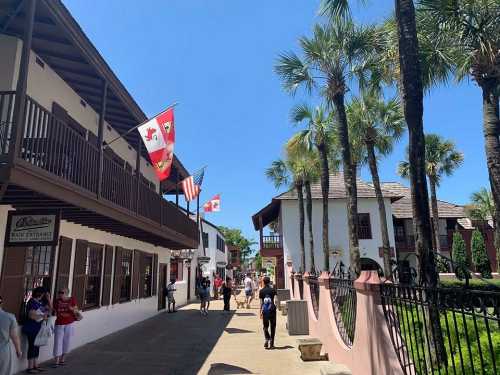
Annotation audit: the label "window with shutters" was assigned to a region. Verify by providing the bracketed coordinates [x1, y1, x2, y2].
[120, 250, 133, 302]
[202, 232, 209, 248]
[216, 235, 225, 252]
[357, 213, 372, 240]
[142, 255, 153, 297]
[83, 245, 102, 309]
[23, 245, 54, 305]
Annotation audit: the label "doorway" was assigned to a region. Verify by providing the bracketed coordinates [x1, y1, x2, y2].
[157, 263, 168, 311]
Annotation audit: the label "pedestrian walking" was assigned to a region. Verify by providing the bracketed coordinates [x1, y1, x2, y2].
[213, 274, 223, 300]
[22, 287, 50, 373]
[259, 276, 277, 349]
[243, 273, 254, 308]
[166, 278, 177, 313]
[0, 295, 22, 375]
[52, 287, 79, 367]
[221, 277, 235, 313]
[199, 277, 211, 316]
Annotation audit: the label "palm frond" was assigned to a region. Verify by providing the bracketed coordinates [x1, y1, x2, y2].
[274, 52, 315, 95]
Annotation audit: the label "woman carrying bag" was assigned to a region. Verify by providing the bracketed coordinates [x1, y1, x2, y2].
[52, 287, 80, 368]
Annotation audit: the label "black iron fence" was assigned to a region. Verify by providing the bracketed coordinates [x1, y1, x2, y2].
[330, 276, 357, 347]
[381, 283, 500, 375]
[309, 276, 320, 318]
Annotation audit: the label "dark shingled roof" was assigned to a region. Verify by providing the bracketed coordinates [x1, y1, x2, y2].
[276, 172, 403, 201]
[381, 182, 466, 219]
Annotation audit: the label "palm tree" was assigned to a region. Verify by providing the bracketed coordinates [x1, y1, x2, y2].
[468, 188, 494, 222]
[287, 136, 321, 274]
[275, 20, 376, 274]
[321, 0, 438, 288]
[288, 104, 334, 272]
[399, 134, 464, 253]
[419, 0, 500, 254]
[266, 157, 306, 273]
[347, 95, 405, 277]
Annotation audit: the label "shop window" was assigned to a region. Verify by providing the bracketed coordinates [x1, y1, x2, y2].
[142, 255, 153, 297]
[357, 213, 372, 240]
[120, 250, 133, 302]
[83, 244, 102, 309]
[202, 232, 209, 248]
[170, 260, 183, 281]
[216, 235, 225, 252]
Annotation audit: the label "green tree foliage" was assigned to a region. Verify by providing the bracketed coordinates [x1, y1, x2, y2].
[452, 232, 470, 280]
[471, 230, 492, 279]
[218, 226, 256, 263]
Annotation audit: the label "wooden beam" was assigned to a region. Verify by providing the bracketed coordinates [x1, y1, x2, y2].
[9, 0, 35, 165]
[97, 80, 108, 198]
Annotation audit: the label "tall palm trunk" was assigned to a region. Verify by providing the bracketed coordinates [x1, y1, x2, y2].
[429, 178, 441, 253]
[394, 0, 436, 286]
[395, 0, 445, 364]
[332, 93, 360, 275]
[296, 181, 306, 273]
[305, 180, 316, 273]
[317, 142, 330, 272]
[366, 138, 393, 279]
[480, 80, 500, 257]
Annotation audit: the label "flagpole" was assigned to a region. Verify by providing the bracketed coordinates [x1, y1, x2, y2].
[104, 101, 179, 149]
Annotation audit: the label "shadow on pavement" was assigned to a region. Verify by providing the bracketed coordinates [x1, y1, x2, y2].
[208, 363, 253, 374]
[234, 312, 256, 317]
[270, 345, 294, 350]
[49, 307, 235, 375]
[224, 327, 254, 334]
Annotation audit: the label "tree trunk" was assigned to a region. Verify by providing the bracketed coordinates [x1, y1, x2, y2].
[296, 181, 306, 273]
[394, 0, 437, 287]
[366, 140, 393, 279]
[317, 142, 330, 272]
[332, 93, 360, 275]
[480, 80, 500, 268]
[429, 178, 441, 253]
[395, 0, 445, 365]
[305, 180, 316, 274]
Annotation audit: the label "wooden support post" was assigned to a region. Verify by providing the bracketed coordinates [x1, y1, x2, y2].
[175, 169, 179, 207]
[96, 80, 108, 198]
[9, 0, 36, 164]
[135, 138, 142, 214]
[259, 216, 264, 249]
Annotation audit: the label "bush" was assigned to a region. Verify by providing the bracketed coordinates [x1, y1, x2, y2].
[471, 229, 492, 278]
[436, 256, 450, 273]
[452, 232, 470, 280]
[440, 278, 500, 292]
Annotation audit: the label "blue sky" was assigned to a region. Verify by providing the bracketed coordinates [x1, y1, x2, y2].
[64, 0, 488, 250]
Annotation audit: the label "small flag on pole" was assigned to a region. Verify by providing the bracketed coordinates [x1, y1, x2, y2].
[203, 194, 221, 212]
[181, 168, 205, 202]
[137, 107, 175, 181]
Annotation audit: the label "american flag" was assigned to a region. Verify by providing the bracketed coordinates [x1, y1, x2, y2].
[181, 168, 205, 202]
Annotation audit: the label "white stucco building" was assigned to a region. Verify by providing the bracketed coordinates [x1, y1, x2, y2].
[198, 217, 229, 285]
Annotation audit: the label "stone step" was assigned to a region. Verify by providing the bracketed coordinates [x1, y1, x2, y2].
[297, 338, 329, 362]
[320, 363, 352, 375]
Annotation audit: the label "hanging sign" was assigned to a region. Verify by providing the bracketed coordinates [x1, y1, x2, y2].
[262, 257, 276, 268]
[5, 210, 60, 246]
[197, 256, 211, 265]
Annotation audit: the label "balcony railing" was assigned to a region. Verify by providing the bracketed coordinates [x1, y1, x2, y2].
[262, 234, 282, 249]
[0, 91, 197, 242]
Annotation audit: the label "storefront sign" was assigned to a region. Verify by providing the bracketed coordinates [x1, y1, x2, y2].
[262, 256, 276, 268]
[216, 261, 227, 267]
[6, 210, 60, 246]
[197, 256, 210, 264]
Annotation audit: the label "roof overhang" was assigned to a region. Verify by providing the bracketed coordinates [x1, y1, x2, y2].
[252, 199, 281, 231]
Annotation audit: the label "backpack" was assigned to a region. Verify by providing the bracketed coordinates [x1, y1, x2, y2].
[261, 295, 275, 315]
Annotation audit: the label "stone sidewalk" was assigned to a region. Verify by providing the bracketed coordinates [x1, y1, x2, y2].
[42, 298, 326, 375]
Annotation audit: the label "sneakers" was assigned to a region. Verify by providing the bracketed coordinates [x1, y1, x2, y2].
[269, 341, 275, 349]
[264, 340, 269, 349]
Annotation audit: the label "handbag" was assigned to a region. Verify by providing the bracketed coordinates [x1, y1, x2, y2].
[34, 320, 53, 347]
[74, 310, 83, 321]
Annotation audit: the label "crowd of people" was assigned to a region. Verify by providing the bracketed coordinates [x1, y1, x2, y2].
[0, 286, 81, 374]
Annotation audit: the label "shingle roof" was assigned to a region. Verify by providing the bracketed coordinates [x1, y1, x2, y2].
[275, 172, 403, 201]
[381, 182, 466, 219]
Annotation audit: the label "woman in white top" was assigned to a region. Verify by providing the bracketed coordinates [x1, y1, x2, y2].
[0, 295, 22, 375]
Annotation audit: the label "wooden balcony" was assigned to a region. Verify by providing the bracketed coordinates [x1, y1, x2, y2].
[0, 91, 198, 249]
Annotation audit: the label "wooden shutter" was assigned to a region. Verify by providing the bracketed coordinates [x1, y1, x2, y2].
[112, 247, 123, 304]
[0, 247, 27, 319]
[55, 237, 73, 294]
[72, 239, 88, 309]
[139, 252, 145, 299]
[152, 254, 158, 295]
[101, 245, 114, 306]
[131, 250, 141, 299]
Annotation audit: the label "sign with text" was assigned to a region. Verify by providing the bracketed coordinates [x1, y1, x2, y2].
[262, 257, 276, 268]
[197, 256, 211, 265]
[6, 210, 60, 246]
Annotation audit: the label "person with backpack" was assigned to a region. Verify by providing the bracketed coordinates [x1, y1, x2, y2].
[166, 278, 177, 313]
[259, 276, 277, 349]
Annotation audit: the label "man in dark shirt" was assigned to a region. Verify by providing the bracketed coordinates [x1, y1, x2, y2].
[259, 276, 277, 349]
